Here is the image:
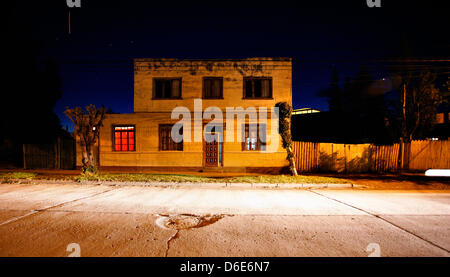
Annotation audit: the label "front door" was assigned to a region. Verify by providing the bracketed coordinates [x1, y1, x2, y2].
[204, 132, 219, 167]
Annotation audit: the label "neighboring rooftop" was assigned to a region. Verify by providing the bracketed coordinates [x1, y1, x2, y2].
[292, 108, 321, 115]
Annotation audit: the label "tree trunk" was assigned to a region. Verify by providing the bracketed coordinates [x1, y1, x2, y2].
[88, 146, 96, 168]
[81, 144, 89, 170]
[287, 146, 298, 176]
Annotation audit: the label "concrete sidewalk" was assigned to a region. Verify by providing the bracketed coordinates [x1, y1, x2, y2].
[0, 182, 449, 256]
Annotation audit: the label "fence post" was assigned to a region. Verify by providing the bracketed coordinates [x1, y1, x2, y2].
[23, 144, 27, 169]
[399, 141, 404, 171]
[58, 137, 62, 169]
[398, 140, 411, 171]
[404, 142, 411, 170]
[54, 137, 61, 169]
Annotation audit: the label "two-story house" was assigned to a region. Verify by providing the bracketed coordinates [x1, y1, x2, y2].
[77, 58, 292, 173]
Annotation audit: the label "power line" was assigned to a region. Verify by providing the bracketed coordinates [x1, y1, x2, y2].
[44, 57, 450, 65]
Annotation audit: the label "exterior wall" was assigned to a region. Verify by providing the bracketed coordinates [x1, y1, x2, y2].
[98, 113, 201, 167]
[90, 113, 287, 169]
[134, 58, 292, 113]
[77, 58, 292, 171]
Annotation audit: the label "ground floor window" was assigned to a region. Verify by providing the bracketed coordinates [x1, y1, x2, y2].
[242, 124, 266, 151]
[114, 126, 135, 151]
[159, 124, 183, 151]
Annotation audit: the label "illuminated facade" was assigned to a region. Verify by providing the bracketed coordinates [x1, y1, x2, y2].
[77, 58, 292, 173]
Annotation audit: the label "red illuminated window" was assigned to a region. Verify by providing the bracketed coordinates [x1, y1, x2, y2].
[114, 126, 135, 151]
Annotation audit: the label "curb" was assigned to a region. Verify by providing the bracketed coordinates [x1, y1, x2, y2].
[1, 179, 357, 189]
[83, 181, 356, 189]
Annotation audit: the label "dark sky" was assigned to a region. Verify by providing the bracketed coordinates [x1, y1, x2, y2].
[7, 0, 449, 130]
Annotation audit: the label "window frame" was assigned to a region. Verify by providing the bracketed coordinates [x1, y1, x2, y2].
[152, 77, 182, 100]
[243, 77, 273, 99]
[241, 123, 267, 151]
[202, 77, 224, 99]
[112, 125, 136, 152]
[159, 124, 184, 151]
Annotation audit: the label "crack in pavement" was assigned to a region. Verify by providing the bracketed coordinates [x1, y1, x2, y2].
[0, 188, 116, 227]
[156, 214, 226, 257]
[0, 211, 40, 227]
[307, 189, 450, 254]
[165, 230, 179, 257]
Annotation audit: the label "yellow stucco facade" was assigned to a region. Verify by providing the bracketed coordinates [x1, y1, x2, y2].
[78, 58, 292, 172]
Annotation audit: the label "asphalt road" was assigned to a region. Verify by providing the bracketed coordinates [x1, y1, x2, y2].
[0, 183, 449, 257]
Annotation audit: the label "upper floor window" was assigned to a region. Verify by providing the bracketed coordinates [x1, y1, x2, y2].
[114, 126, 135, 151]
[203, 77, 223, 99]
[153, 78, 181, 99]
[242, 124, 266, 151]
[243, 77, 272, 99]
[159, 124, 183, 151]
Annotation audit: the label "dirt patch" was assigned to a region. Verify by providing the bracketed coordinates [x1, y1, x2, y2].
[348, 178, 450, 190]
[155, 214, 226, 257]
[156, 214, 225, 230]
[314, 173, 450, 190]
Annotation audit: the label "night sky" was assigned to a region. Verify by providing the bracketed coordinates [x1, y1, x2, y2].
[7, 0, 449, 131]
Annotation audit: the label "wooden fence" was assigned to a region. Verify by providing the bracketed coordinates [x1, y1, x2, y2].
[369, 144, 401, 172]
[23, 137, 76, 169]
[293, 140, 448, 173]
[409, 140, 450, 170]
[293, 142, 320, 172]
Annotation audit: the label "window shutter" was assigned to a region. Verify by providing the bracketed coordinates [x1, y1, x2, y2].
[261, 79, 270, 98]
[259, 124, 267, 151]
[204, 78, 211, 98]
[171, 79, 180, 98]
[244, 79, 253, 98]
[212, 79, 220, 98]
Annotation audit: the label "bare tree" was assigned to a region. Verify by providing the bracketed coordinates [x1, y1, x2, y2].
[275, 102, 298, 176]
[65, 105, 106, 174]
[399, 70, 443, 142]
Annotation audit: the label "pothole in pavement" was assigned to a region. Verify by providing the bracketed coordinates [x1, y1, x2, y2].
[156, 214, 225, 230]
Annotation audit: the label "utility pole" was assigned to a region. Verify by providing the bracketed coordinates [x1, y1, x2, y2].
[68, 10, 71, 35]
[400, 82, 407, 170]
[67, 0, 82, 35]
[402, 83, 407, 138]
